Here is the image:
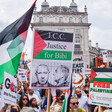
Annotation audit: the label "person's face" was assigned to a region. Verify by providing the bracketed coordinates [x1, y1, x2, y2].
[58, 93, 65, 101]
[18, 82, 21, 89]
[32, 98, 37, 106]
[36, 65, 49, 85]
[75, 88, 82, 98]
[22, 96, 28, 105]
[70, 99, 79, 110]
[84, 87, 89, 97]
[29, 89, 34, 95]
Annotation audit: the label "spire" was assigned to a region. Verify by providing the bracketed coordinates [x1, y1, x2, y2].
[84, 5, 87, 12]
[69, 0, 77, 12]
[41, 0, 49, 11]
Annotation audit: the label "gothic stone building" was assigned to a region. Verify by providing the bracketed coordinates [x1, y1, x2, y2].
[31, 0, 91, 67]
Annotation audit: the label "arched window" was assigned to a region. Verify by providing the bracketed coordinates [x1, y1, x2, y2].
[39, 17, 43, 22]
[69, 17, 73, 23]
[59, 17, 63, 23]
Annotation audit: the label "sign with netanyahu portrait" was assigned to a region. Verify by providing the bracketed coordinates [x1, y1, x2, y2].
[31, 30, 74, 89]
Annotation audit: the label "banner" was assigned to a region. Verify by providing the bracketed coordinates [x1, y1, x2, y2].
[72, 61, 85, 87]
[89, 68, 112, 107]
[2, 72, 17, 105]
[96, 57, 107, 68]
[31, 30, 74, 89]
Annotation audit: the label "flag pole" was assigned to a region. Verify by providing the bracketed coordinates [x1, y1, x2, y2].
[98, 105, 101, 112]
[47, 88, 51, 112]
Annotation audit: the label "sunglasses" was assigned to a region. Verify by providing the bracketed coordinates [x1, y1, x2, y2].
[23, 98, 28, 101]
[70, 102, 79, 105]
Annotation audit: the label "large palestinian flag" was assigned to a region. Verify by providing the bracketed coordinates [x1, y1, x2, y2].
[89, 68, 112, 107]
[0, 1, 36, 84]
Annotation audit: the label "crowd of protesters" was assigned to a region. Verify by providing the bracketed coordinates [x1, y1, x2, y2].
[0, 75, 112, 112]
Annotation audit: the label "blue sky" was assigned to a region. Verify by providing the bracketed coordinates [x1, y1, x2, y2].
[0, 0, 112, 59]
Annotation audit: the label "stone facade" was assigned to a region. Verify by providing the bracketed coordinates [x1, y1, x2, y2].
[31, 0, 91, 67]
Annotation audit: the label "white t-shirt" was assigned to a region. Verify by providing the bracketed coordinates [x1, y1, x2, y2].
[78, 95, 89, 112]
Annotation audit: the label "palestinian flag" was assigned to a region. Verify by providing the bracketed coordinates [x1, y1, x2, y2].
[61, 89, 70, 112]
[0, 1, 36, 84]
[61, 76, 72, 112]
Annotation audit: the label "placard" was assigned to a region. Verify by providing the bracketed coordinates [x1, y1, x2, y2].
[72, 61, 85, 87]
[31, 30, 74, 89]
[2, 72, 17, 105]
[89, 68, 112, 107]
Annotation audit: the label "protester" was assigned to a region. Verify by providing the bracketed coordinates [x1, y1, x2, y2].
[27, 88, 41, 106]
[42, 89, 53, 112]
[69, 96, 86, 112]
[0, 104, 8, 112]
[75, 87, 89, 112]
[18, 94, 29, 109]
[29, 98, 41, 112]
[23, 82, 27, 94]
[94, 106, 109, 112]
[17, 82, 24, 95]
[6, 104, 21, 112]
[50, 89, 65, 112]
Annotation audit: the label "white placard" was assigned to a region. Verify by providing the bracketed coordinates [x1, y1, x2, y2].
[2, 72, 17, 105]
[72, 61, 85, 87]
[31, 30, 74, 89]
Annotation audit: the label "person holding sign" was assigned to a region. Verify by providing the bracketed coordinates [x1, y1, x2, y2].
[50, 89, 65, 112]
[32, 64, 51, 87]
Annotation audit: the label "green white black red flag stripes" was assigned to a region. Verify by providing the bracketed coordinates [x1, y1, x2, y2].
[31, 30, 74, 89]
[89, 68, 112, 107]
[0, 1, 36, 84]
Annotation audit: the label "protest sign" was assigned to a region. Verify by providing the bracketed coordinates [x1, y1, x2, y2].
[2, 72, 17, 105]
[85, 68, 91, 78]
[89, 68, 112, 107]
[72, 61, 85, 87]
[31, 30, 74, 89]
[102, 50, 108, 63]
[96, 57, 107, 68]
[17, 68, 27, 82]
